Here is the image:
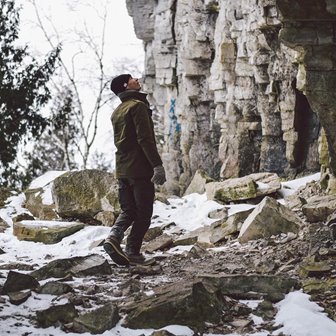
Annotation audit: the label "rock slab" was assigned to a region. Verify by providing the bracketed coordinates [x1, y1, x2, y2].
[123, 281, 229, 330]
[206, 173, 281, 203]
[72, 302, 120, 334]
[13, 220, 85, 244]
[238, 196, 301, 243]
[31, 254, 111, 281]
[2, 271, 39, 294]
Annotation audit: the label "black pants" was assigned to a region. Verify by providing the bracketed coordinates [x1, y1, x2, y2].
[108, 177, 155, 255]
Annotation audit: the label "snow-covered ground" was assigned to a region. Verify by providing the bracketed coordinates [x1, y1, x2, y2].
[1, 172, 336, 336]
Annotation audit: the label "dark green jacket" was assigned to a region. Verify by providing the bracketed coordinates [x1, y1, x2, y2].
[112, 90, 162, 178]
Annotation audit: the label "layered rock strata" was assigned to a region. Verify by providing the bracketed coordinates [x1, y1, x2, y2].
[126, 0, 335, 194]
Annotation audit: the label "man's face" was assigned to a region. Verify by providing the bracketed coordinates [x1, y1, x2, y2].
[127, 77, 141, 91]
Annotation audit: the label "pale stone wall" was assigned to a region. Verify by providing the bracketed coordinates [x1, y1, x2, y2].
[125, 0, 333, 194]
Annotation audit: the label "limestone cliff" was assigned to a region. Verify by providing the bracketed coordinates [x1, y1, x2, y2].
[126, 0, 336, 195]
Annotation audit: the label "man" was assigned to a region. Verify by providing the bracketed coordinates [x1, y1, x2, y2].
[104, 74, 166, 266]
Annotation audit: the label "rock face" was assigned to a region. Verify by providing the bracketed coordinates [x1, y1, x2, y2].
[126, 0, 336, 194]
[277, 0, 336, 176]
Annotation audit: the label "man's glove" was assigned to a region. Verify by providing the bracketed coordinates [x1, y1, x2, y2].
[151, 165, 166, 185]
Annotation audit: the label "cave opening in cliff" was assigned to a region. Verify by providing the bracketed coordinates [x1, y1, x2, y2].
[292, 79, 320, 173]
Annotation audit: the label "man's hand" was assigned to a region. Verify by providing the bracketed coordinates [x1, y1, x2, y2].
[151, 165, 166, 185]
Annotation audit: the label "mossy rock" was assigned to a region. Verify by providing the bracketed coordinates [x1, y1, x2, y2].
[206, 173, 281, 203]
[302, 278, 336, 294]
[52, 169, 120, 223]
[299, 261, 332, 278]
[13, 220, 85, 244]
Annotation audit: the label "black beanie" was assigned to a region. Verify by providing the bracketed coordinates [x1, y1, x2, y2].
[110, 74, 132, 95]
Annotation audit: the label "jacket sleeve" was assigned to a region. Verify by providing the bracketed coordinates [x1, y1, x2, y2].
[130, 102, 163, 168]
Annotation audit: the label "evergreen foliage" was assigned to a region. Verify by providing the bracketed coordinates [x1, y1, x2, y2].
[23, 87, 80, 180]
[0, 0, 60, 187]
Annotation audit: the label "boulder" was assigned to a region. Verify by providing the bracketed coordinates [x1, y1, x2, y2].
[206, 172, 281, 203]
[13, 220, 85, 244]
[52, 169, 120, 224]
[173, 234, 197, 246]
[144, 234, 174, 253]
[208, 207, 228, 219]
[254, 299, 277, 320]
[36, 303, 78, 328]
[123, 281, 230, 330]
[12, 213, 35, 222]
[299, 261, 332, 278]
[30, 254, 111, 281]
[2, 271, 39, 294]
[173, 226, 212, 246]
[8, 290, 32, 305]
[38, 281, 74, 296]
[0, 262, 35, 271]
[302, 195, 336, 222]
[184, 169, 214, 196]
[210, 208, 253, 243]
[72, 302, 119, 334]
[198, 274, 299, 301]
[238, 196, 301, 243]
[302, 278, 336, 295]
[187, 243, 210, 259]
[144, 226, 164, 242]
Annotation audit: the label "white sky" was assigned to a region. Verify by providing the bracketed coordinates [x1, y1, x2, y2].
[16, 0, 145, 169]
[17, 0, 144, 63]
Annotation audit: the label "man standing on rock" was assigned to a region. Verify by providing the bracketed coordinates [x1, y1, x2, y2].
[104, 74, 166, 266]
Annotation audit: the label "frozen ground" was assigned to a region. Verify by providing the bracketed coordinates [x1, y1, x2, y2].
[1, 172, 336, 335]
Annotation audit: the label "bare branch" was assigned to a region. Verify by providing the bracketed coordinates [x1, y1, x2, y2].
[28, 0, 126, 169]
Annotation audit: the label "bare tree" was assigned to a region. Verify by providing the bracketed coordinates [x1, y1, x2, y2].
[30, 0, 114, 168]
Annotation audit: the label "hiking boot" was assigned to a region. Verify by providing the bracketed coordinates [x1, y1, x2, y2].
[126, 252, 156, 266]
[103, 237, 129, 266]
